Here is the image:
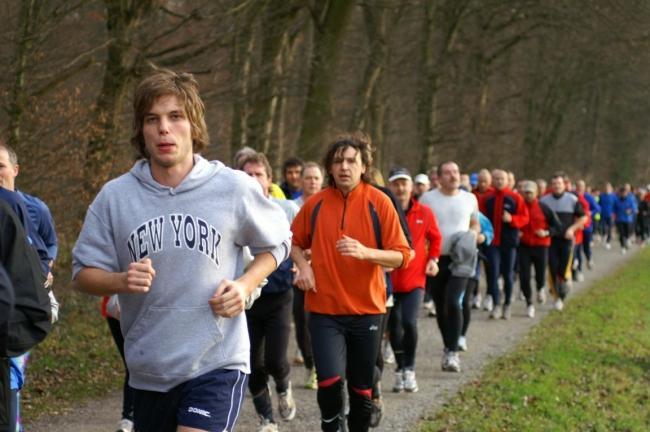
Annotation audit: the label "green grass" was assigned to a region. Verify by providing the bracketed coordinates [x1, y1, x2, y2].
[21, 286, 123, 421]
[422, 248, 650, 432]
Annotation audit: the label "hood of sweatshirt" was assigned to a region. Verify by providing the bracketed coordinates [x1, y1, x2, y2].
[129, 155, 222, 196]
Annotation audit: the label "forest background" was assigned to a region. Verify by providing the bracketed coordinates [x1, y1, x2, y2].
[2, 0, 650, 278]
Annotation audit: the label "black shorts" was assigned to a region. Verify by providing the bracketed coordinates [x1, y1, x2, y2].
[133, 368, 247, 432]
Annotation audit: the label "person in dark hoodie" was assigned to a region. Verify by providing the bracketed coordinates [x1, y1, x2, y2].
[539, 172, 587, 311]
[72, 69, 292, 432]
[0, 264, 14, 432]
[241, 152, 299, 431]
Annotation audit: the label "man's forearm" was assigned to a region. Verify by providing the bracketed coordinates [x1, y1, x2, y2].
[238, 252, 277, 295]
[73, 268, 126, 296]
[366, 248, 404, 268]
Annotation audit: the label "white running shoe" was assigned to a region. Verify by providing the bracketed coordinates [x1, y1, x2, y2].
[605, 243, 611, 250]
[442, 351, 461, 372]
[403, 370, 418, 392]
[258, 418, 279, 432]
[393, 370, 404, 393]
[457, 336, 467, 352]
[116, 419, 133, 432]
[472, 293, 482, 309]
[483, 295, 494, 312]
[587, 259, 594, 270]
[305, 368, 317, 390]
[278, 382, 296, 421]
[527, 304, 535, 318]
[576, 271, 584, 282]
[621, 247, 627, 255]
[554, 298, 564, 311]
[537, 289, 546, 305]
[489, 305, 502, 319]
[502, 305, 511, 320]
[422, 299, 434, 310]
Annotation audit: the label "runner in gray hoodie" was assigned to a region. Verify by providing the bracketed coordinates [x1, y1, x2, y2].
[72, 69, 291, 432]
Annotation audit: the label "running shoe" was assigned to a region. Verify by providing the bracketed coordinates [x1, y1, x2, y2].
[116, 419, 133, 432]
[554, 298, 564, 311]
[483, 295, 493, 312]
[537, 289, 546, 305]
[278, 382, 296, 421]
[457, 336, 467, 352]
[575, 271, 584, 282]
[369, 397, 384, 428]
[403, 370, 418, 392]
[605, 243, 611, 250]
[258, 418, 279, 432]
[587, 259, 594, 270]
[393, 370, 404, 393]
[502, 305, 511, 320]
[422, 299, 434, 311]
[526, 304, 535, 318]
[305, 368, 317, 390]
[621, 247, 627, 255]
[472, 293, 482, 309]
[489, 305, 502, 319]
[442, 351, 461, 372]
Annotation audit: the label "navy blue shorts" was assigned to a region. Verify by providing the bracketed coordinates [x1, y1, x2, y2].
[133, 368, 248, 432]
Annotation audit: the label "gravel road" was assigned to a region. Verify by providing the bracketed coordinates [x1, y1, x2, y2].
[27, 243, 639, 432]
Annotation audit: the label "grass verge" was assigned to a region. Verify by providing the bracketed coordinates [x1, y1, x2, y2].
[422, 247, 650, 432]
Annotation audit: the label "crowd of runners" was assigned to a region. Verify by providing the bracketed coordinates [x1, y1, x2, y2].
[1, 69, 649, 432]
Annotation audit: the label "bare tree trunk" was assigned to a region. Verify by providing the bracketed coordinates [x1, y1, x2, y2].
[297, 0, 355, 160]
[7, 0, 40, 149]
[82, 0, 156, 207]
[417, 0, 470, 172]
[230, 28, 255, 154]
[348, 3, 388, 133]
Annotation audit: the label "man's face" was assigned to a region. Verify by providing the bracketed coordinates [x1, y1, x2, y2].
[522, 189, 537, 203]
[330, 146, 365, 193]
[551, 177, 565, 195]
[143, 95, 193, 172]
[301, 166, 323, 197]
[429, 172, 440, 188]
[414, 182, 429, 197]
[0, 148, 18, 191]
[605, 183, 613, 193]
[576, 181, 586, 194]
[243, 162, 271, 197]
[389, 178, 413, 203]
[439, 163, 460, 191]
[477, 173, 491, 192]
[284, 165, 303, 190]
[492, 170, 508, 191]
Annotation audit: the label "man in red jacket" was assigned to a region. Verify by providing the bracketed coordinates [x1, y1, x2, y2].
[518, 181, 561, 318]
[480, 169, 529, 319]
[387, 168, 441, 394]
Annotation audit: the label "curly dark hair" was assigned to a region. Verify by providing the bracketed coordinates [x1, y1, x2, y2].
[322, 132, 374, 187]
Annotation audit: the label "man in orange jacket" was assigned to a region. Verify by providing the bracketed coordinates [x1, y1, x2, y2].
[291, 133, 411, 432]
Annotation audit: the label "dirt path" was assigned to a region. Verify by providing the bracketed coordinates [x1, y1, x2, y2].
[27, 243, 639, 432]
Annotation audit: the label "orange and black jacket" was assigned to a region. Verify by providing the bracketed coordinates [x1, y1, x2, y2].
[291, 182, 411, 315]
[480, 188, 529, 247]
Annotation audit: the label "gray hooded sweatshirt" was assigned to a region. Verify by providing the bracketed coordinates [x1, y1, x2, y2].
[72, 155, 291, 391]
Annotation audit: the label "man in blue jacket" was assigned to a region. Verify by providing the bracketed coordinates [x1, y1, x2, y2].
[598, 182, 616, 249]
[613, 184, 638, 254]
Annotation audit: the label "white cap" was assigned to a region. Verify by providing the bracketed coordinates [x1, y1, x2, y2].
[414, 173, 430, 185]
